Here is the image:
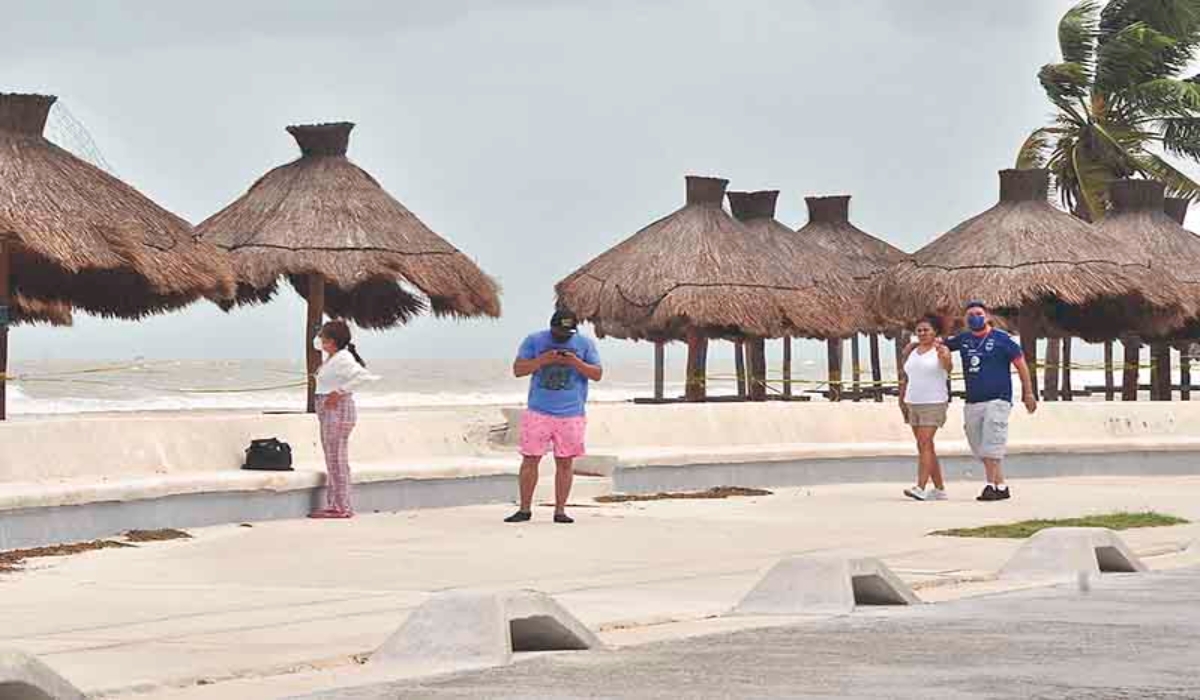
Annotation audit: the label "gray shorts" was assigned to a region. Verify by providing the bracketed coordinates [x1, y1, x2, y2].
[963, 400, 1011, 459]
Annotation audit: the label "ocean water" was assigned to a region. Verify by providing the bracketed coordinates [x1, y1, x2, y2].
[1, 357, 771, 415]
[3, 354, 1154, 416]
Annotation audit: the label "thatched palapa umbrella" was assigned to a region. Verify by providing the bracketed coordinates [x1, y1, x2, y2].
[0, 92, 235, 419]
[1093, 179, 1200, 401]
[556, 176, 862, 401]
[197, 122, 501, 412]
[1165, 196, 1196, 400]
[795, 195, 905, 401]
[726, 189, 865, 400]
[797, 195, 907, 279]
[872, 169, 1192, 399]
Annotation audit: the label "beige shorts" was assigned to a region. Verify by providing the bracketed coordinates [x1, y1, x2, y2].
[905, 402, 948, 427]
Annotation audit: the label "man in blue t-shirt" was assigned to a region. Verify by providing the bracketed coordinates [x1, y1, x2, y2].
[942, 301, 1037, 502]
[504, 309, 603, 524]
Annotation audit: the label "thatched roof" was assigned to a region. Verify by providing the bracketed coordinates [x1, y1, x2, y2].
[795, 195, 905, 280]
[1097, 180, 1200, 286]
[196, 122, 500, 328]
[1165, 196, 1190, 226]
[1096, 180, 1200, 339]
[555, 176, 865, 341]
[725, 189, 867, 336]
[11, 293, 72, 327]
[0, 93, 234, 320]
[871, 170, 1192, 341]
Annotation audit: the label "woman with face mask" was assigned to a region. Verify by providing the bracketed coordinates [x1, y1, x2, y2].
[898, 315, 953, 501]
[310, 319, 379, 519]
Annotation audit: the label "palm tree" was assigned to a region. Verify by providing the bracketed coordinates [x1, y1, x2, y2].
[1018, 0, 1200, 221]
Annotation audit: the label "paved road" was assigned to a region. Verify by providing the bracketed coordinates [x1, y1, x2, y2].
[297, 568, 1200, 700]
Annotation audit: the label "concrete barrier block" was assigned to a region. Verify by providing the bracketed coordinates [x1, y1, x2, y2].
[848, 557, 922, 606]
[0, 649, 85, 700]
[1000, 527, 1148, 580]
[372, 590, 601, 668]
[731, 556, 919, 616]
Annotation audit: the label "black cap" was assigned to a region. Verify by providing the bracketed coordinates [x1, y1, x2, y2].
[966, 300, 988, 312]
[550, 309, 579, 334]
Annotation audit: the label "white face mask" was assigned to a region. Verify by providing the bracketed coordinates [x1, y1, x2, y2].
[313, 337, 325, 352]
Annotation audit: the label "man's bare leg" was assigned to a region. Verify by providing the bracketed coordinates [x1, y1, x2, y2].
[554, 457, 574, 515]
[983, 457, 1004, 486]
[518, 455, 541, 512]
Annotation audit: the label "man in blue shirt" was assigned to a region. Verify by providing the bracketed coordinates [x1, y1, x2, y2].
[505, 309, 603, 524]
[942, 301, 1037, 501]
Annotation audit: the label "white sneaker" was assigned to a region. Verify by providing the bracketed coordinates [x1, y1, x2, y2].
[926, 488, 948, 501]
[903, 486, 928, 501]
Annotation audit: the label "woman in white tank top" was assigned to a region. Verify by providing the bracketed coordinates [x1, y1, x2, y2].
[898, 316, 953, 501]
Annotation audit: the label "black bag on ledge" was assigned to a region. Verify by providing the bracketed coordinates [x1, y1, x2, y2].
[242, 438, 294, 471]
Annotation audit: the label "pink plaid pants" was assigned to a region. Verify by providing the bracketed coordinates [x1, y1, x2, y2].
[317, 393, 357, 513]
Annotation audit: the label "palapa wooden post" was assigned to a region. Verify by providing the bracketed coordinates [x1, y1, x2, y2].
[1161, 343, 1173, 400]
[1181, 343, 1192, 401]
[1061, 337, 1073, 401]
[781, 336, 792, 398]
[748, 337, 767, 401]
[826, 338, 843, 402]
[850, 335, 862, 401]
[1104, 341, 1115, 401]
[734, 339, 747, 398]
[1043, 338, 1060, 402]
[868, 333, 883, 402]
[1122, 336, 1140, 401]
[0, 238, 9, 422]
[1151, 342, 1171, 401]
[1149, 343, 1160, 400]
[893, 332, 910, 396]
[305, 274, 326, 414]
[685, 331, 708, 402]
[1017, 315, 1038, 401]
[653, 341, 665, 400]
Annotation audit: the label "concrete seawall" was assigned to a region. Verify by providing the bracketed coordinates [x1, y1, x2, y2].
[1, 402, 1198, 549]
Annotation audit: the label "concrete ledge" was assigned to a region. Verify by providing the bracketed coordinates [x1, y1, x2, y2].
[0, 649, 85, 700]
[613, 450, 1200, 494]
[0, 457, 519, 513]
[1000, 527, 1149, 580]
[0, 473, 516, 551]
[731, 556, 919, 616]
[372, 590, 602, 668]
[610, 437, 1200, 468]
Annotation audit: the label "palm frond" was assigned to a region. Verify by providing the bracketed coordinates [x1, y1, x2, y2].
[1136, 151, 1200, 198]
[1101, 0, 1200, 44]
[1060, 1, 1101, 69]
[1016, 127, 1060, 168]
[1072, 135, 1117, 220]
[1122, 77, 1200, 116]
[1100, 1, 1200, 80]
[1156, 116, 1200, 157]
[1039, 62, 1092, 108]
[1096, 22, 1179, 94]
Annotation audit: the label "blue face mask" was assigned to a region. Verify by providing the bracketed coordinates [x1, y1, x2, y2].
[967, 314, 987, 331]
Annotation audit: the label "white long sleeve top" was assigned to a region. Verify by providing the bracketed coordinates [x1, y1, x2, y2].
[314, 350, 380, 395]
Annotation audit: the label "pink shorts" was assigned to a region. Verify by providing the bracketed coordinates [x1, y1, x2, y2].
[519, 410, 587, 459]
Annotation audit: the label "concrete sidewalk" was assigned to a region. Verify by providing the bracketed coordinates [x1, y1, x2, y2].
[1, 476, 1197, 699]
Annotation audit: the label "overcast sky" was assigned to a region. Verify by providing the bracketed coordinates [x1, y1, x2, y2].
[1, 0, 1115, 361]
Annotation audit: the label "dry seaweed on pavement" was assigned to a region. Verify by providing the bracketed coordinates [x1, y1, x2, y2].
[124, 528, 193, 542]
[0, 540, 134, 573]
[596, 486, 773, 504]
